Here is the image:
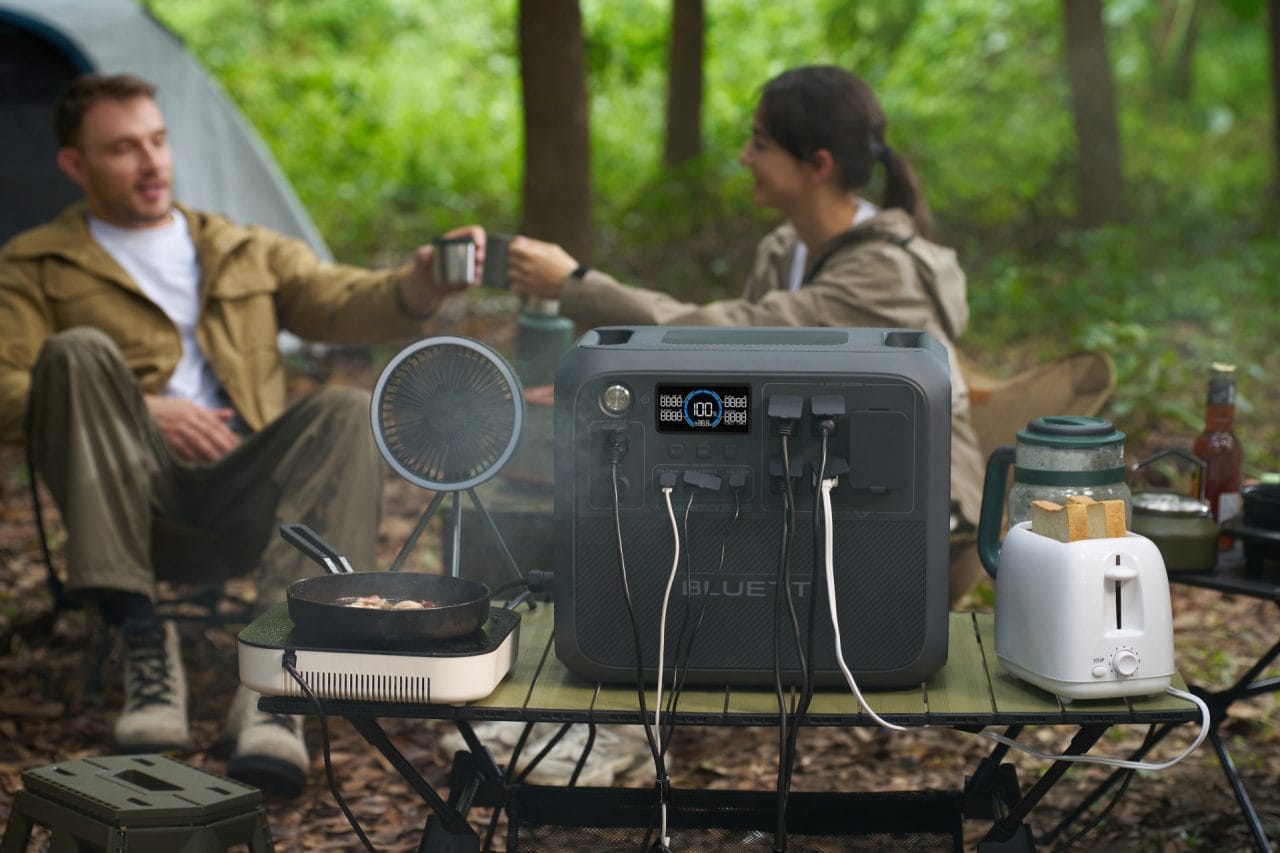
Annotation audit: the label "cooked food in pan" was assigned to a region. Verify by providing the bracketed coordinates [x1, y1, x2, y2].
[339, 595, 440, 611]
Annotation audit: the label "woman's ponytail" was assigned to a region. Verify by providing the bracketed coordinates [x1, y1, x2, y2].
[880, 147, 934, 239]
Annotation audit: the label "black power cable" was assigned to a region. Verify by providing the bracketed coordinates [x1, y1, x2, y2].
[772, 430, 806, 852]
[661, 486, 743, 750]
[781, 423, 833, 818]
[604, 430, 672, 853]
[281, 652, 376, 853]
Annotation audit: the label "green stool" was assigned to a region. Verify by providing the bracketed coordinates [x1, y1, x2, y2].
[1, 754, 274, 852]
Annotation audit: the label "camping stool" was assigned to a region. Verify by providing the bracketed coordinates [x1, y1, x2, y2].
[0, 754, 274, 853]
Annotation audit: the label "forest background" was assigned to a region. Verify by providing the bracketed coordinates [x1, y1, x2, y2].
[146, 0, 1280, 476]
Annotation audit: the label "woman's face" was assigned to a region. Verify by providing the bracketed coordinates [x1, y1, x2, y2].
[738, 116, 810, 214]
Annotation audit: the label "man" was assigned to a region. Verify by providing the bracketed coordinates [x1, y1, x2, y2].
[0, 73, 479, 796]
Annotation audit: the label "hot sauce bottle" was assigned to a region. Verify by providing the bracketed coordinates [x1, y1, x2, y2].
[1192, 363, 1243, 548]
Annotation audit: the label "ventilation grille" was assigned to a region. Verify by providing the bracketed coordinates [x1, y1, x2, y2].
[288, 670, 434, 704]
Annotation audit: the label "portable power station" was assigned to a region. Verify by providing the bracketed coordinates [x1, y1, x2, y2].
[552, 326, 953, 688]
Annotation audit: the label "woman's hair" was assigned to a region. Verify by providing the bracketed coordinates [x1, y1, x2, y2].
[54, 73, 158, 149]
[756, 65, 934, 238]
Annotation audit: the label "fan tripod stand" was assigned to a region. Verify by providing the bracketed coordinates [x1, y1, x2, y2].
[388, 487, 524, 581]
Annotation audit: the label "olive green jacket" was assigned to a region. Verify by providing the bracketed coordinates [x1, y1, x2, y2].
[558, 208, 984, 526]
[0, 203, 427, 443]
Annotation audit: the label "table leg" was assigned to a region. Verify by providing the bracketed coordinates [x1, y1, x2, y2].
[1039, 721, 1171, 845]
[1206, 723, 1274, 852]
[965, 724, 1024, 822]
[980, 723, 1109, 848]
[345, 715, 474, 838]
[1190, 638, 1280, 853]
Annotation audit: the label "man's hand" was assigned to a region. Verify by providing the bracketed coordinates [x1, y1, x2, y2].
[145, 395, 240, 463]
[399, 225, 486, 317]
[507, 236, 579, 300]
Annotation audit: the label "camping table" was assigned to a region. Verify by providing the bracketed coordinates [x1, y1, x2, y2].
[255, 604, 1200, 852]
[1047, 546, 1280, 852]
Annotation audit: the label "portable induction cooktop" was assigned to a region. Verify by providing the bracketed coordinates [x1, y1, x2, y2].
[238, 603, 520, 705]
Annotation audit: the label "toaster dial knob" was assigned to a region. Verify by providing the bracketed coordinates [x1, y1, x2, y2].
[1113, 649, 1139, 677]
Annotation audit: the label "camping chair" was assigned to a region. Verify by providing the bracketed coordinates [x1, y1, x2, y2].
[961, 350, 1117, 459]
[25, 448, 254, 694]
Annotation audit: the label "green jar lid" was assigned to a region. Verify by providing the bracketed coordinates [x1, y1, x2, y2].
[1016, 415, 1125, 448]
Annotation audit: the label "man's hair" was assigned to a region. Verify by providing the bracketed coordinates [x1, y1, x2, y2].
[54, 73, 158, 148]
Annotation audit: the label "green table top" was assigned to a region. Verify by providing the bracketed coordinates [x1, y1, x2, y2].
[255, 603, 1199, 728]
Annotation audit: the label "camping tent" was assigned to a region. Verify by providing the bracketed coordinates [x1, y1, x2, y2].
[0, 0, 331, 258]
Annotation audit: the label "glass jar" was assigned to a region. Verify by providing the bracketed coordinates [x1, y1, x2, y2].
[1007, 416, 1132, 526]
[979, 416, 1132, 575]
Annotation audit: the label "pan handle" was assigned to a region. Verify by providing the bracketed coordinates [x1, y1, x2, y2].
[279, 523, 355, 575]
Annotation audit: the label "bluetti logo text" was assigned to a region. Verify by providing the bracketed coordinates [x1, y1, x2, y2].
[682, 579, 813, 599]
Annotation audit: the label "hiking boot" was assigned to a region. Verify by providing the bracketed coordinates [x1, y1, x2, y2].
[224, 685, 309, 798]
[113, 619, 190, 752]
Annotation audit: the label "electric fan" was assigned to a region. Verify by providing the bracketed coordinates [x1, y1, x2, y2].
[371, 336, 525, 579]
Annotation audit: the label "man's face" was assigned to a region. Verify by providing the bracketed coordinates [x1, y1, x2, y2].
[57, 96, 173, 228]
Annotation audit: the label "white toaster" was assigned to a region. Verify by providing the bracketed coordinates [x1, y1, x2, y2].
[994, 521, 1175, 701]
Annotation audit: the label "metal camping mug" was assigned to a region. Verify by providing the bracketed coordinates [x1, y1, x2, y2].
[432, 236, 478, 285]
[482, 234, 513, 288]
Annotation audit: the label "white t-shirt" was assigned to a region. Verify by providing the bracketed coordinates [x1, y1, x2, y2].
[787, 198, 880, 292]
[89, 212, 226, 409]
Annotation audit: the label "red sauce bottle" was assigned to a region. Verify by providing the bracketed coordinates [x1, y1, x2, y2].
[1192, 363, 1243, 548]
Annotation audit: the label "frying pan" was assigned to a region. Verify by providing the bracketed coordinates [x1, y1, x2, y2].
[281, 524, 490, 649]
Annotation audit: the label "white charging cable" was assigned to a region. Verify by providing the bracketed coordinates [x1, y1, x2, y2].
[820, 477, 1211, 769]
[821, 477, 907, 731]
[977, 687, 1210, 770]
[651, 485, 681, 848]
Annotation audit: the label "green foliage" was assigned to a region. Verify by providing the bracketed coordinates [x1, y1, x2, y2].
[146, 0, 1278, 473]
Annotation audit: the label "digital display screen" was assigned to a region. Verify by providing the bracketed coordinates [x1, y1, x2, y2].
[656, 384, 750, 433]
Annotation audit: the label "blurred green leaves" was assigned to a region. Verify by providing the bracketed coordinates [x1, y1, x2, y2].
[147, 0, 1278, 472]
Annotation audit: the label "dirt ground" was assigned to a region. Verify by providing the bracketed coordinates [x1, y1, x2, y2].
[1, 337, 1277, 851]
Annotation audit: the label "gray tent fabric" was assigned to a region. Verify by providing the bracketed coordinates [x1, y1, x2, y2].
[0, 0, 331, 259]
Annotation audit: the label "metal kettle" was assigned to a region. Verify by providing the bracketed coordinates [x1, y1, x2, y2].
[1130, 448, 1218, 573]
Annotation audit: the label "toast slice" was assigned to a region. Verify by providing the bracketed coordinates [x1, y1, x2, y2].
[1030, 499, 1090, 542]
[1100, 499, 1127, 537]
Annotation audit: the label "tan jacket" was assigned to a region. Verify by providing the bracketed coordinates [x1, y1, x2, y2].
[558, 209, 984, 526]
[0, 203, 429, 442]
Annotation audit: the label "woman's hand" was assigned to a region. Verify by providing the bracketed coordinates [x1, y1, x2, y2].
[507, 236, 579, 300]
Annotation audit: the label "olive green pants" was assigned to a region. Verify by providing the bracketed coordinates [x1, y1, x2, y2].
[27, 328, 382, 607]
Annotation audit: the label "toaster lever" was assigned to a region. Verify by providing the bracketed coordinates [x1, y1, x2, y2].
[1104, 563, 1138, 582]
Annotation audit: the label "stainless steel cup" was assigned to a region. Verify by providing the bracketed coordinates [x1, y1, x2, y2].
[432, 236, 477, 285]
[482, 234, 512, 288]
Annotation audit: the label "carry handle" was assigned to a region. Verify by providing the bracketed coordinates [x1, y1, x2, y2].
[279, 523, 355, 575]
[978, 445, 1016, 577]
[1132, 448, 1207, 501]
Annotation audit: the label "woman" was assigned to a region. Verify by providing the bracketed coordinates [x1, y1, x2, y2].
[506, 64, 984, 601]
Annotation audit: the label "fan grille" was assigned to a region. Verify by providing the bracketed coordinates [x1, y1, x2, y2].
[372, 338, 523, 490]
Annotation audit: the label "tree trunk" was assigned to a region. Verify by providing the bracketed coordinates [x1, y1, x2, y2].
[664, 0, 704, 167]
[1269, 0, 1280, 200]
[519, 0, 593, 260]
[1153, 0, 1198, 100]
[1061, 0, 1126, 225]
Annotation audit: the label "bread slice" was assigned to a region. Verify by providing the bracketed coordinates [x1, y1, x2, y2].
[1066, 495, 1112, 539]
[1030, 499, 1089, 542]
[1101, 499, 1126, 537]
